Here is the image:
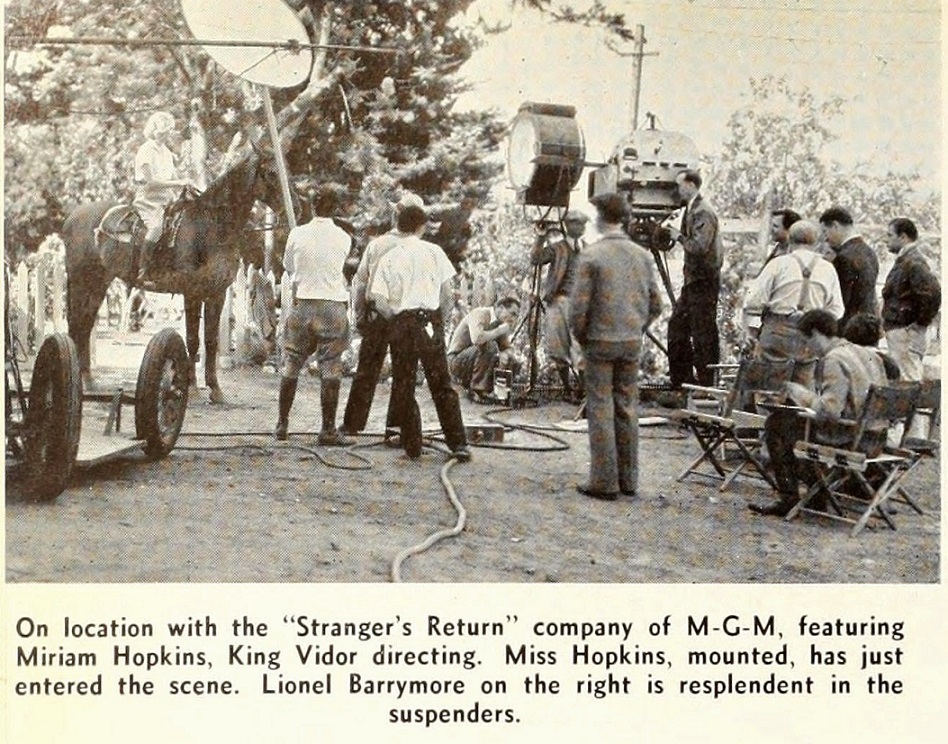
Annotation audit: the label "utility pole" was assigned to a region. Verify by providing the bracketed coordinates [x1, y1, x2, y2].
[628, 24, 658, 130]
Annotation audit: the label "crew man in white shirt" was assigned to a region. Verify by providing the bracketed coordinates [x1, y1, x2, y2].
[341, 193, 424, 437]
[274, 188, 354, 445]
[743, 219, 844, 385]
[368, 201, 470, 461]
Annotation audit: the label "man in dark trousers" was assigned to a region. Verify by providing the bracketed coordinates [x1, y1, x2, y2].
[881, 217, 940, 384]
[666, 169, 723, 387]
[748, 310, 887, 517]
[819, 206, 879, 326]
[368, 202, 470, 461]
[341, 193, 424, 439]
[570, 193, 663, 500]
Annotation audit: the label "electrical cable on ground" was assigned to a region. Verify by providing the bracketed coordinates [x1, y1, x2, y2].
[174, 399, 681, 581]
[390, 449, 466, 583]
[386, 403, 572, 581]
[176, 431, 373, 470]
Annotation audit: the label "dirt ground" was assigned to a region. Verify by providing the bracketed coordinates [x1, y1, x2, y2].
[5, 355, 941, 583]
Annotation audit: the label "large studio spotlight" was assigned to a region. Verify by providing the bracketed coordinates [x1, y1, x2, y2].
[506, 102, 586, 209]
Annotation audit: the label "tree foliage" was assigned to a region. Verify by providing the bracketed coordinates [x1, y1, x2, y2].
[3, 0, 504, 259]
[707, 76, 940, 366]
[708, 75, 938, 230]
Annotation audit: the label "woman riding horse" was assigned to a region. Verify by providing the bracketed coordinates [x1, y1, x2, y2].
[64, 139, 281, 404]
[133, 111, 193, 286]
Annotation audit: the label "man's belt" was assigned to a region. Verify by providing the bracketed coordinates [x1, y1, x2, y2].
[396, 308, 441, 323]
[762, 311, 804, 322]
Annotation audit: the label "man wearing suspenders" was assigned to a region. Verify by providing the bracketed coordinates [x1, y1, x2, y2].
[743, 220, 844, 385]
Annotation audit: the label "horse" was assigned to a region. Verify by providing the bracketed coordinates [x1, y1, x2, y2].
[62, 149, 283, 403]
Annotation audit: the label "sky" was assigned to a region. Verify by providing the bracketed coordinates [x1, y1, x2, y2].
[454, 0, 942, 196]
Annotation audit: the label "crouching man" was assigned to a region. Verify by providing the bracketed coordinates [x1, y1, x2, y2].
[447, 296, 522, 402]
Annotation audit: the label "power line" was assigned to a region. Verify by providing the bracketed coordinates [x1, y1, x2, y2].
[4, 35, 400, 55]
[629, 1, 939, 14]
[647, 24, 939, 46]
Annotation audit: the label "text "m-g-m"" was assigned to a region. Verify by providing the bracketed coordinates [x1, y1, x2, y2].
[687, 615, 777, 637]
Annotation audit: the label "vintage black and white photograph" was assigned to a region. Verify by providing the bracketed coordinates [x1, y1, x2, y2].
[4, 0, 941, 584]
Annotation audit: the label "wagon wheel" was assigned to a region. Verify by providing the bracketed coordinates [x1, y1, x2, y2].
[24, 333, 83, 501]
[135, 328, 189, 459]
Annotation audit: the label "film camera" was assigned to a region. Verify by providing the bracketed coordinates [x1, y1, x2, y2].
[587, 125, 701, 251]
[505, 103, 702, 377]
[506, 101, 700, 249]
[507, 101, 702, 295]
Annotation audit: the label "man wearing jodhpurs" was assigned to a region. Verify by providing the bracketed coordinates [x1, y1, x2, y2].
[368, 203, 470, 461]
[341, 193, 424, 438]
[273, 189, 353, 445]
[666, 169, 723, 387]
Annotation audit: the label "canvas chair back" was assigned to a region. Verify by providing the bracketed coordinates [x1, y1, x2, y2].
[854, 382, 920, 450]
[724, 358, 794, 416]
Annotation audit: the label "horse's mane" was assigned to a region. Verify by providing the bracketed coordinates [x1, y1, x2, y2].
[196, 152, 261, 211]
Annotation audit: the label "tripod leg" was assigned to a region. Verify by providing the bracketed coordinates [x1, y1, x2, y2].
[525, 264, 544, 394]
[645, 329, 668, 356]
[651, 247, 677, 310]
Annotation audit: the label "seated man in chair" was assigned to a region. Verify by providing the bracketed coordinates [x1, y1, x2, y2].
[749, 309, 888, 516]
[447, 296, 522, 402]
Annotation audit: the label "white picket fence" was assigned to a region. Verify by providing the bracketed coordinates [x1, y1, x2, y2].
[6, 249, 274, 370]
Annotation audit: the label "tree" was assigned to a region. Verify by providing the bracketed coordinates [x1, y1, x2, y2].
[3, 0, 504, 260]
[707, 76, 940, 366]
[709, 75, 938, 230]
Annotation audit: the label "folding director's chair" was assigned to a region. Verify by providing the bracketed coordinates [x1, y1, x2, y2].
[674, 358, 794, 492]
[786, 382, 920, 536]
[894, 378, 940, 515]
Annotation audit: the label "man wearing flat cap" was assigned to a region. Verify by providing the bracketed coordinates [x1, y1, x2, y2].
[531, 209, 588, 399]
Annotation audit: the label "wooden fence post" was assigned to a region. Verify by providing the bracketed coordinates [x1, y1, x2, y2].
[233, 262, 249, 365]
[34, 253, 49, 344]
[218, 282, 234, 370]
[51, 257, 66, 333]
[15, 263, 29, 356]
[264, 207, 275, 275]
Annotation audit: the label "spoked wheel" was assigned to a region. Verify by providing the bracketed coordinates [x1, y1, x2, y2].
[24, 333, 83, 501]
[135, 328, 189, 459]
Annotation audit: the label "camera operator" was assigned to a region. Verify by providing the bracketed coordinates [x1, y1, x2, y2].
[665, 169, 723, 388]
[531, 210, 588, 400]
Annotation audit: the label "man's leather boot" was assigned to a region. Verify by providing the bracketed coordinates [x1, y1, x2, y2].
[137, 239, 159, 286]
[748, 490, 797, 517]
[318, 378, 353, 446]
[274, 377, 298, 441]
